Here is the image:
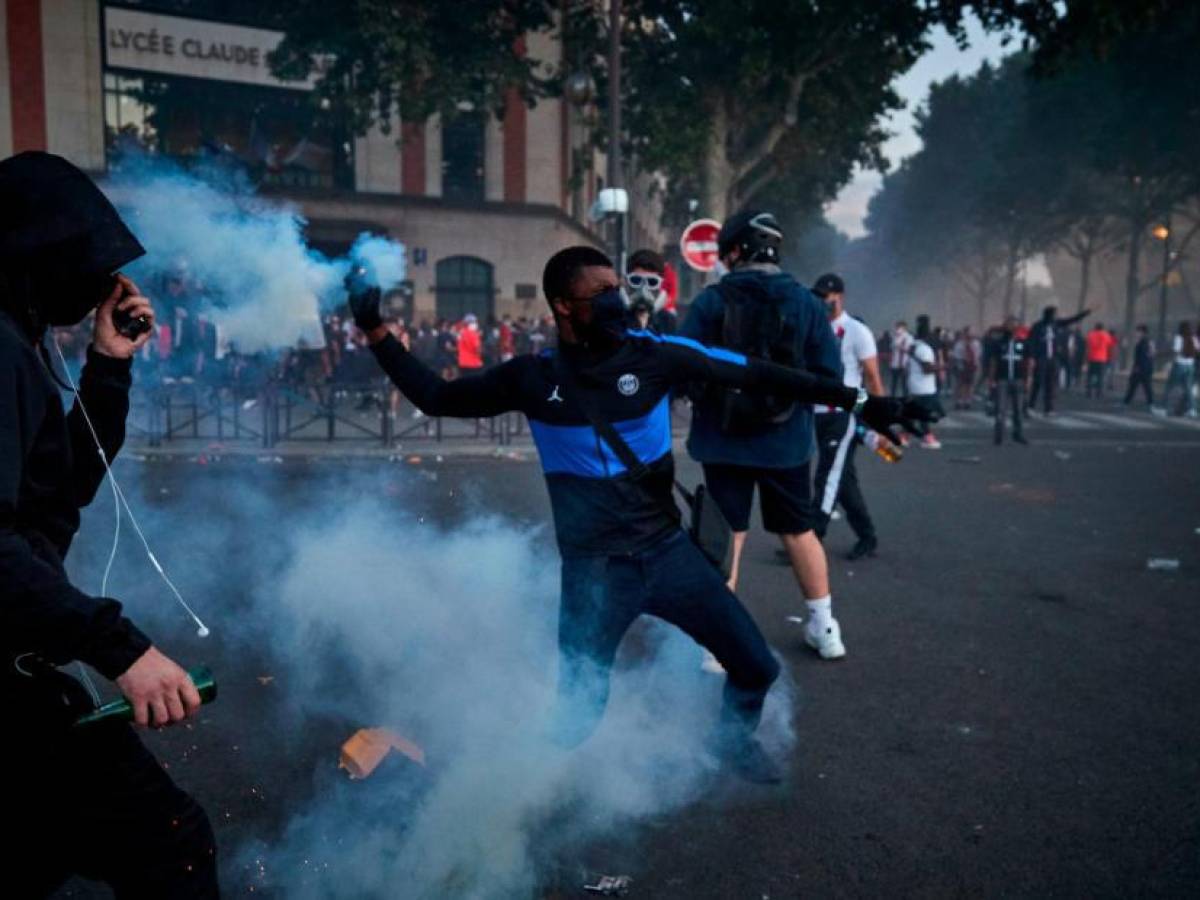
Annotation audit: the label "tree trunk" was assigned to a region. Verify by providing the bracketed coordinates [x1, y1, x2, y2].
[1001, 243, 1019, 318]
[1122, 221, 1143, 368]
[1076, 246, 1092, 314]
[702, 95, 734, 223]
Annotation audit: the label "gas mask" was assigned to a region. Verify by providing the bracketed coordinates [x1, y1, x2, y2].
[625, 271, 663, 307]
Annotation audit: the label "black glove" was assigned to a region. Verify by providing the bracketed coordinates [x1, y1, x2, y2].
[859, 396, 940, 446]
[347, 283, 383, 332]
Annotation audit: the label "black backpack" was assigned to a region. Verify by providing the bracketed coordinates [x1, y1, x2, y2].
[709, 278, 797, 434]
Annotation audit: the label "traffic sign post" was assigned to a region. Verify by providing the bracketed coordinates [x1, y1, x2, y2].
[679, 218, 722, 272]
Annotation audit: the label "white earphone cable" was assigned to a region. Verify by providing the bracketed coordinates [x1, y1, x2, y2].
[51, 338, 210, 640]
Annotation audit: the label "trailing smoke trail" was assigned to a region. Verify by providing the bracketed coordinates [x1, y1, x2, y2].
[99, 155, 405, 353]
[71, 468, 795, 898]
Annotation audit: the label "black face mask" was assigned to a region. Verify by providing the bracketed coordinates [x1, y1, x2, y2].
[39, 269, 118, 326]
[574, 287, 627, 349]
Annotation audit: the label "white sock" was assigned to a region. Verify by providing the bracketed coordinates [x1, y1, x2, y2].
[805, 595, 832, 630]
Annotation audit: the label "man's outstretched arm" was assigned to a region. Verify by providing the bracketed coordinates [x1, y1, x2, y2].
[368, 332, 520, 418]
[350, 283, 520, 418]
[644, 331, 935, 441]
[1057, 308, 1091, 328]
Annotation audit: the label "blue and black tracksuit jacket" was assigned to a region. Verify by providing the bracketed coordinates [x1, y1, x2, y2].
[370, 328, 856, 558]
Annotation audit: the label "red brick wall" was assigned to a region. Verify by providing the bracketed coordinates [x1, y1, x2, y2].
[401, 121, 425, 195]
[7, 0, 46, 152]
[503, 87, 526, 203]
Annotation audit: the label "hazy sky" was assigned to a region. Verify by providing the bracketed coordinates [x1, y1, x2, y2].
[825, 18, 1014, 238]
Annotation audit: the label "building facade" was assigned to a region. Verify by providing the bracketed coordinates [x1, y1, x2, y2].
[1, 0, 668, 323]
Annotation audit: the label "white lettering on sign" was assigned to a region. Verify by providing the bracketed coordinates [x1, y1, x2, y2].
[104, 6, 319, 90]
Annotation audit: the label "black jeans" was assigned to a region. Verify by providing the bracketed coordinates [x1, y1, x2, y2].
[1124, 368, 1154, 406]
[993, 381, 1025, 443]
[1029, 359, 1058, 412]
[552, 531, 780, 747]
[4, 669, 219, 898]
[1086, 361, 1106, 398]
[813, 411, 875, 542]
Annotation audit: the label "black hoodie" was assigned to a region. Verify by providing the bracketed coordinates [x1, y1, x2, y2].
[1, 153, 150, 682]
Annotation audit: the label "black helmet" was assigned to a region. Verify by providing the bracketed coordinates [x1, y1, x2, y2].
[717, 210, 783, 264]
[0, 152, 145, 331]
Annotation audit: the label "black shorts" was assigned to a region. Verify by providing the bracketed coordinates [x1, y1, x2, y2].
[701, 462, 815, 535]
[910, 394, 946, 419]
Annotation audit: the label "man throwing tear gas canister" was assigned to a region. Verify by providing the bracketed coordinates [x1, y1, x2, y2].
[0, 153, 218, 898]
[347, 245, 934, 784]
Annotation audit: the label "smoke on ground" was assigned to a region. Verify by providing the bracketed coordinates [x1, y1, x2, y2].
[72, 465, 794, 898]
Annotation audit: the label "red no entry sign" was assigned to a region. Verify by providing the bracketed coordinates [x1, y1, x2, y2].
[679, 218, 722, 272]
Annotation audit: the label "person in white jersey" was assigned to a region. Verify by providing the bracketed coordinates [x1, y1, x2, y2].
[810, 274, 887, 560]
[906, 316, 945, 449]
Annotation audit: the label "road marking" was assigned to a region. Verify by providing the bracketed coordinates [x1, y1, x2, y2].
[1158, 414, 1200, 429]
[1028, 414, 1097, 430]
[952, 411, 994, 428]
[1073, 412, 1161, 430]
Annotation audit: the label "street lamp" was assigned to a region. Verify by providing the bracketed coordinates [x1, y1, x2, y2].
[1152, 218, 1171, 346]
[564, 71, 596, 108]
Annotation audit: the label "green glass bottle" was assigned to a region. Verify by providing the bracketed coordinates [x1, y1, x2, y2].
[74, 665, 217, 727]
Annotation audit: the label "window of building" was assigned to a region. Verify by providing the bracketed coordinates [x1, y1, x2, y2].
[435, 256, 494, 322]
[440, 112, 485, 202]
[103, 71, 353, 190]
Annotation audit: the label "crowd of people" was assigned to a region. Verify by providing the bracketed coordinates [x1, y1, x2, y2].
[50, 283, 565, 417]
[874, 310, 1200, 441]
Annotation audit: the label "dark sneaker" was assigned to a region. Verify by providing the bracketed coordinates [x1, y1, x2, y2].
[845, 537, 877, 561]
[1013, 434, 1028, 445]
[714, 735, 783, 785]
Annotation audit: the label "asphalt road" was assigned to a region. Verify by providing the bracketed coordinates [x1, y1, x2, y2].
[52, 395, 1199, 899]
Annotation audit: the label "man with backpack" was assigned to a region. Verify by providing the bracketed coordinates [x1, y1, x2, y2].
[349, 244, 931, 783]
[680, 211, 848, 660]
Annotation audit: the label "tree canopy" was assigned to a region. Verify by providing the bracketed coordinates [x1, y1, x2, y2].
[850, 3, 1200, 334]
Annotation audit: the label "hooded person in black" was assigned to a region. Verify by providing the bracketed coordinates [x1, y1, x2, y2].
[1, 152, 218, 898]
[1026, 304, 1090, 415]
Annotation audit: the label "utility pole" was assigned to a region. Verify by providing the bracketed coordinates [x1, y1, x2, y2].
[607, 0, 624, 270]
[1156, 213, 1171, 347]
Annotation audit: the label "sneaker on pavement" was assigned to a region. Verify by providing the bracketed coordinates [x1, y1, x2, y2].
[920, 434, 942, 449]
[788, 615, 846, 660]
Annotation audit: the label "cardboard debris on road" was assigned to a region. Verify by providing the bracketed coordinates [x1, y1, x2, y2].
[339, 728, 426, 779]
[583, 874, 632, 896]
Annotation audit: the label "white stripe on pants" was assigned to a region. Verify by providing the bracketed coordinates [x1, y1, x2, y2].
[820, 413, 857, 516]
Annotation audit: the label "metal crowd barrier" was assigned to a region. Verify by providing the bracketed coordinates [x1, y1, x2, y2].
[126, 378, 527, 448]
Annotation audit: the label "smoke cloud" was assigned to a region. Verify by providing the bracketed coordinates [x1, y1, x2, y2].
[67, 155, 794, 896]
[100, 156, 405, 352]
[72, 466, 795, 898]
